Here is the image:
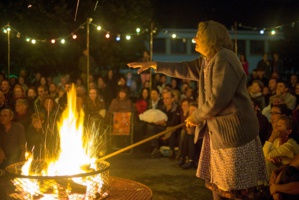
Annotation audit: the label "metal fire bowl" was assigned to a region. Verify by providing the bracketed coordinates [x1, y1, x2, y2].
[5, 160, 110, 200]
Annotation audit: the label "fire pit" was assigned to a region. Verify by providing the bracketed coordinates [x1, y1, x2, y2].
[5, 159, 110, 200]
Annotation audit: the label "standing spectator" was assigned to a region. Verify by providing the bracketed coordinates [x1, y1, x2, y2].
[140, 50, 151, 85]
[272, 52, 284, 77]
[97, 76, 113, 110]
[0, 107, 26, 169]
[31, 72, 42, 88]
[257, 52, 272, 79]
[126, 72, 138, 100]
[240, 53, 249, 76]
[288, 74, 298, 95]
[78, 49, 97, 85]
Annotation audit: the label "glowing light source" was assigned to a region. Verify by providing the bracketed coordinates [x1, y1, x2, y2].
[97, 26, 101, 31]
[61, 39, 66, 44]
[7, 27, 11, 32]
[260, 30, 264, 34]
[31, 39, 36, 44]
[16, 32, 21, 38]
[271, 30, 276, 35]
[3, 29, 7, 33]
[105, 32, 110, 38]
[126, 35, 131, 40]
[116, 34, 121, 41]
[72, 34, 77, 39]
[26, 38, 30, 42]
[51, 39, 56, 44]
[136, 28, 140, 35]
[171, 34, 177, 38]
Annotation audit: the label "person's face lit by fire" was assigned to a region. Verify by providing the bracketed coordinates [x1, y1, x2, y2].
[43, 98, 55, 113]
[163, 92, 174, 107]
[32, 117, 44, 130]
[118, 91, 127, 100]
[89, 89, 97, 101]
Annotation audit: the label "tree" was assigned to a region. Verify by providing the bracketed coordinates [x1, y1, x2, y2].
[0, 0, 154, 77]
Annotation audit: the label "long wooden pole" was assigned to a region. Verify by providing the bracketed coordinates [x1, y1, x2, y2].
[98, 122, 185, 161]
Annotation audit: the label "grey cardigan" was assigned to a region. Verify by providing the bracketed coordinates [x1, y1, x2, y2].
[156, 48, 259, 149]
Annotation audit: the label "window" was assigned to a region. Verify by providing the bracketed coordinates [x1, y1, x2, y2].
[153, 38, 166, 53]
[250, 40, 264, 55]
[171, 38, 186, 54]
[234, 40, 246, 54]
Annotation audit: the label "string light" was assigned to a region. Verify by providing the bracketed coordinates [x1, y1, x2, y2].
[105, 32, 110, 38]
[260, 30, 265, 34]
[136, 28, 140, 35]
[61, 39, 65, 44]
[171, 34, 177, 38]
[97, 26, 101, 31]
[116, 34, 121, 41]
[72, 34, 77, 39]
[126, 35, 131, 40]
[51, 39, 55, 44]
[31, 39, 36, 44]
[271, 30, 276, 35]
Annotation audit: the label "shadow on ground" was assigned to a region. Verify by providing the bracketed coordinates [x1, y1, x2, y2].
[107, 149, 212, 200]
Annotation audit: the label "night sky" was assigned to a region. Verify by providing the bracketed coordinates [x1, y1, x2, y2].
[152, 0, 299, 30]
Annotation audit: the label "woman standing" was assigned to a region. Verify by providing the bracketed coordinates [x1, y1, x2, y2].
[128, 21, 266, 199]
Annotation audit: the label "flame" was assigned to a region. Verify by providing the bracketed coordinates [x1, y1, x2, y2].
[43, 85, 96, 176]
[15, 84, 103, 199]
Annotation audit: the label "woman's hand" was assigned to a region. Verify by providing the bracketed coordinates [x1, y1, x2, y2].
[127, 62, 157, 74]
[185, 115, 198, 128]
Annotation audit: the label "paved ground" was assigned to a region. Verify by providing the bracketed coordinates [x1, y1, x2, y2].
[0, 148, 213, 200]
[107, 147, 212, 200]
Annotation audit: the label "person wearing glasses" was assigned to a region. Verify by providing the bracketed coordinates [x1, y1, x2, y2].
[128, 21, 267, 200]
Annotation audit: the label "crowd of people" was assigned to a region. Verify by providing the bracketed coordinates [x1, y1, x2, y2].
[1, 22, 299, 199]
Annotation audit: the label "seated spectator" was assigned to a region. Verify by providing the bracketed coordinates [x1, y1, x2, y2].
[85, 88, 106, 121]
[181, 86, 195, 101]
[263, 115, 299, 180]
[49, 83, 58, 99]
[26, 87, 37, 110]
[179, 102, 201, 169]
[0, 107, 26, 169]
[252, 99, 270, 146]
[34, 85, 48, 112]
[276, 80, 296, 110]
[177, 98, 190, 162]
[135, 88, 150, 117]
[41, 95, 61, 131]
[262, 95, 285, 122]
[107, 87, 135, 118]
[147, 88, 163, 110]
[0, 91, 7, 111]
[26, 112, 46, 159]
[14, 99, 32, 131]
[249, 80, 266, 110]
[269, 153, 299, 200]
[146, 91, 180, 159]
[18, 76, 29, 94]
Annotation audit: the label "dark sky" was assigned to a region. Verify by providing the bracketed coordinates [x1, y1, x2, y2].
[152, 0, 299, 30]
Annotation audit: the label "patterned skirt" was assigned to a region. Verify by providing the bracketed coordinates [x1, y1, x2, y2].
[196, 132, 267, 199]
